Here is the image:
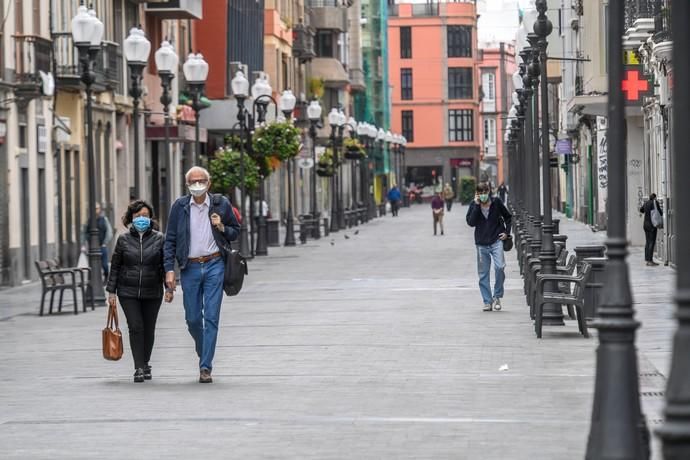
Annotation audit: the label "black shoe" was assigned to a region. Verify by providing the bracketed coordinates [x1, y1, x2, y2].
[143, 365, 152, 380]
[134, 368, 145, 383]
[199, 368, 213, 384]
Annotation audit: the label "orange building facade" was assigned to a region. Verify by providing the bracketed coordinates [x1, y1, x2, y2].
[388, 1, 481, 194]
[477, 43, 517, 186]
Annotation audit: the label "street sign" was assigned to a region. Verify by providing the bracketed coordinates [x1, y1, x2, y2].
[297, 158, 314, 169]
[555, 139, 572, 155]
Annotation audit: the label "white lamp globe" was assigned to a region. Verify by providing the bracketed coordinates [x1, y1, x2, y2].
[124, 27, 151, 65]
[328, 108, 340, 127]
[251, 73, 272, 100]
[87, 6, 104, 47]
[230, 69, 249, 98]
[71, 4, 93, 45]
[279, 89, 297, 114]
[155, 39, 178, 74]
[307, 100, 322, 121]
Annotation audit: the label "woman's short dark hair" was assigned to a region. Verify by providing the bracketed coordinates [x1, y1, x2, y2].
[122, 200, 157, 228]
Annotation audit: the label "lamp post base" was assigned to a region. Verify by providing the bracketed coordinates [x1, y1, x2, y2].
[239, 225, 251, 259]
[255, 216, 268, 256]
[284, 213, 296, 246]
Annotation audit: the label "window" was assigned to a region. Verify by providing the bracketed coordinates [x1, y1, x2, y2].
[484, 118, 496, 145]
[401, 68, 413, 100]
[447, 26, 472, 58]
[316, 31, 335, 57]
[449, 109, 474, 142]
[400, 26, 412, 59]
[448, 67, 473, 99]
[402, 110, 414, 142]
[482, 72, 495, 101]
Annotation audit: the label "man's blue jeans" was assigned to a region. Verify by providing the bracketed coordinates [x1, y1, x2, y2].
[476, 240, 506, 305]
[180, 257, 224, 371]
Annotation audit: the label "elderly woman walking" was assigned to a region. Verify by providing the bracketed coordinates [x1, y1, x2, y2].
[106, 200, 172, 382]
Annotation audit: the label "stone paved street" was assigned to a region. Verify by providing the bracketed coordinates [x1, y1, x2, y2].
[0, 204, 675, 459]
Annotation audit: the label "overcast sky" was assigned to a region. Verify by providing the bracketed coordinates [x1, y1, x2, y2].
[476, 0, 523, 46]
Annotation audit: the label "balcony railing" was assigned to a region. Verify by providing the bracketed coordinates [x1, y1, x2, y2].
[52, 32, 122, 92]
[292, 23, 316, 63]
[625, 0, 661, 30]
[307, 0, 348, 7]
[653, 5, 671, 42]
[13, 35, 52, 84]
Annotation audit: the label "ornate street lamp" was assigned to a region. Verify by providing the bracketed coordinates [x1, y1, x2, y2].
[585, 0, 649, 457]
[124, 26, 151, 199]
[230, 68, 251, 257]
[336, 109, 347, 230]
[250, 72, 277, 257]
[155, 38, 178, 225]
[327, 108, 341, 233]
[346, 117, 359, 219]
[657, 1, 690, 456]
[533, 3, 563, 328]
[366, 124, 378, 219]
[182, 52, 209, 166]
[307, 100, 322, 238]
[279, 89, 297, 247]
[357, 122, 369, 220]
[72, 1, 105, 305]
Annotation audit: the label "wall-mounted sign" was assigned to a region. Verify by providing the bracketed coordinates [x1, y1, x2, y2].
[555, 139, 572, 155]
[0, 119, 6, 144]
[450, 158, 473, 168]
[622, 66, 653, 105]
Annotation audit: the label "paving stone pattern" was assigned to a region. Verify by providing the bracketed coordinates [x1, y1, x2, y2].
[0, 205, 675, 459]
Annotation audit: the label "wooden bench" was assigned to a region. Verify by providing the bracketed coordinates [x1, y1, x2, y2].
[534, 261, 592, 339]
[35, 260, 91, 316]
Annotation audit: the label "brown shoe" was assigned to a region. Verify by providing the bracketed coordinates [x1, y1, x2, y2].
[199, 369, 213, 384]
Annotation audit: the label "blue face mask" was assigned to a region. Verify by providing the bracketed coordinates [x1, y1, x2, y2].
[132, 216, 151, 232]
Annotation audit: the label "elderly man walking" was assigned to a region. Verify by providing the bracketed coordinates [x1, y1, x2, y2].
[164, 166, 240, 383]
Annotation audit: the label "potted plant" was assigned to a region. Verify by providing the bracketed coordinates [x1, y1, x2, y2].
[343, 137, 366, 160]
[252, 121, 302, 161]
[459, 176, 477, 205]
[316, 148, 336, 177]
[209, 147, 261, 196]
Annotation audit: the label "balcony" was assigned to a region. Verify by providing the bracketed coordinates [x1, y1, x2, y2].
[653, 5, 671, 43]
[52, 33, 122, 93]
[624, 0, 663, 48]
[13, 35, 52, 100]
[145, 0, 202, 20]
[308, 0, 348, 32]
[292, 22, 316, 63]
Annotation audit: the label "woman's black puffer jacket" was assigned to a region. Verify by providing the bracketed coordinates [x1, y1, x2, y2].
[106, 227, 165, 299]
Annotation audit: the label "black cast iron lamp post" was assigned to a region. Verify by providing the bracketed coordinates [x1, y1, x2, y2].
[154, 38, 178, 221]
[71, 1, 105, 304]
[357, 121, 368, 214]
[124, 26, 151, 199]
[367, 123, 378, 218]
[346, 116, 358, 215]
[336, 109, 347, 229]
[279, 89, 297, 247]
[250, 73, 274, 256]
[230, 68, 251, 257]
[307, 100, 322, 238]
[327, 107, 341, 233]
[182, 52, 209, 166]
[385, 130, 394, 188]
[585, 0, 649, 457]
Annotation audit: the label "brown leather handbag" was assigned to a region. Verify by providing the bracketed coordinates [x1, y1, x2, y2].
[102, 302, 123, 361]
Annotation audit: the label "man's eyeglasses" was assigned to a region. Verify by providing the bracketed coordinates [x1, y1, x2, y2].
[188, 179, 209, 186]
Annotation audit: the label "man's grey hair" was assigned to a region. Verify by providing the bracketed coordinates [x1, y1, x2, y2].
[185, 166, 211, 183]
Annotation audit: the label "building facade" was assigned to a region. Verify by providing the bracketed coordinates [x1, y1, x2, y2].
[388, 1, 481, 197]
[478, 42, 516, 186]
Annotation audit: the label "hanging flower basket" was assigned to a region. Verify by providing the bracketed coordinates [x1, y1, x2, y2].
[343, 137, 366, 160]
[316, 167, 334, 177]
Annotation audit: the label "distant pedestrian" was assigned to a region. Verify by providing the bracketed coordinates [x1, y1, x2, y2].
[387, 185, 401, 217]
[639, 193, 663, 266]
[164, 166, 241, 384]
[431, 192, 445, 235]
[443, 183, 455, 211]
[466, 182, 512, 312]
[497, 182, 508, 204]
[81, 202, 113, 281]
[106, 200, 170, 383]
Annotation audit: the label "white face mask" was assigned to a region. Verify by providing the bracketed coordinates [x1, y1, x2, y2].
[188, 182, 208, 197]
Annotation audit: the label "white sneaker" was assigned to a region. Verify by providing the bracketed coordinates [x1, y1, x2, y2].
[492, 298, 502, 311]
[483, 303, 492, 312]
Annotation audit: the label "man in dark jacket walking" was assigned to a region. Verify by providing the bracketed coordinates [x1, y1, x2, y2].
[466, 182, 512, 312]
[387, 185, 401, 217]
[164, 166, 240, 383]
[639, 193, 663, 266]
